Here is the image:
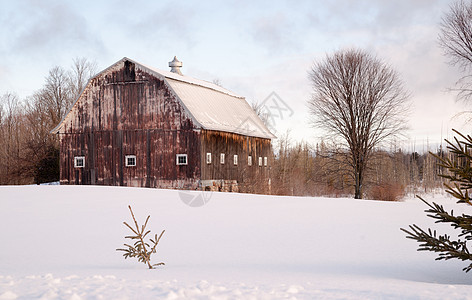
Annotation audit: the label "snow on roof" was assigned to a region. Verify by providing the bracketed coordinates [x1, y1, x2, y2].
[130, 58, 275, 139]
[165, 78, 275, 139]
[133, 58, 244, 99]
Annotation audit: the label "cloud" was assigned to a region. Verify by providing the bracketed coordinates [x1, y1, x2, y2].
[245, 0, 450, 56]
[0, 0, 108, 97]
[249, 12, 299, 53]
[303, 0, 450, 45]
[106, 1, 197, 50]
[0, 0, 106, 58]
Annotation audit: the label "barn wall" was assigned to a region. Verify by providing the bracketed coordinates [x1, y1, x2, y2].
[200, 129, 272, 193]
[59, 60, 201, 189]
[59, 129, 200, 188]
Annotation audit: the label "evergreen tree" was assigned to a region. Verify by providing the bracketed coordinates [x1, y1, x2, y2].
[402, 130, 472, 272]
[34, 145, 59, 184]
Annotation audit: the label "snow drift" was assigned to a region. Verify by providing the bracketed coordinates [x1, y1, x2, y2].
[0, 185, 471, 299]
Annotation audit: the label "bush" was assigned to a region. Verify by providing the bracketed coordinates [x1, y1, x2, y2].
[368, 183, 405, 201]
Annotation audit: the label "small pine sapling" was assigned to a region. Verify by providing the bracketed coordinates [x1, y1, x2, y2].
[116, 205, 165, 269]
[401, 130, 472, 272]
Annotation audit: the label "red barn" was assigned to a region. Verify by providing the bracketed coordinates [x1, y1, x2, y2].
[52, 57, 275, 193]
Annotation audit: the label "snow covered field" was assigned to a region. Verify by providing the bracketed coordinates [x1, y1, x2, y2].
[0, 185, 471, 299]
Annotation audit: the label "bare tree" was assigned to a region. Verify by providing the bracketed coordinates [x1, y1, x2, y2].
[68, 57, 97, 101]
[439, 0, 472, 101]
[308, 48, 409, 199]
[0, 93, 25, 184]
[37, 58, 97, 129]
[251, 100, 271, 127]
[212, 78, 222, 86]
[40, 66, 72, 127]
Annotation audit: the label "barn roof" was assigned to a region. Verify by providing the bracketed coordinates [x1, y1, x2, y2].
[53, 57, 275, 139]
[132, 58, 275, 139]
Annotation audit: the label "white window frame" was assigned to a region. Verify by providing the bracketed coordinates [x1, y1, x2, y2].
[264, 156, 268, 166]
[233, 154, 238, 165]
[206, 152, 212, 164]
[176, 154, 188, 165]
[258, 156, 263, 166]
[74, 156, 85, 168]
[125, 155, 137, 167]
[248, 155, 252, 166]
[220, 153, 225, 164]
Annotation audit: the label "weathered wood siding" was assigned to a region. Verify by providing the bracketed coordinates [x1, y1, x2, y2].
[200, 129, 272, 193]
[59, 60, 201, 188]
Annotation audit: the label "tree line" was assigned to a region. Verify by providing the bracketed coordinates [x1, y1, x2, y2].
[0, 56, 448, 200]
[0, 58, 96, 184]
[269, 131, 446, 200]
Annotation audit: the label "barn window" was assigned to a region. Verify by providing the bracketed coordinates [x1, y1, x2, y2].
[220, 153, 225, 164]
[258, 157, 263, 166]
[264, 156, 268, 166]
[248, 155, 252, 166]
[206, 152, 212, 164]
[74, 156, 85, 168]
[176, 154, 188, 165]
[234, 154, 238, 165]
[125, 155, 136, 167]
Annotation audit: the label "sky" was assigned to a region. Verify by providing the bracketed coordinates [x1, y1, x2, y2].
[0, 0, 468, 151]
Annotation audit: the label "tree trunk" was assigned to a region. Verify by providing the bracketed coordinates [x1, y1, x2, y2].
[354, 169, 363, 199]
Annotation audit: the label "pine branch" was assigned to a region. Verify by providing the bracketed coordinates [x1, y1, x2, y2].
[402, 129, 472, 272]
[417, 196, 472, 232]
[401, 224, 472, 272]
